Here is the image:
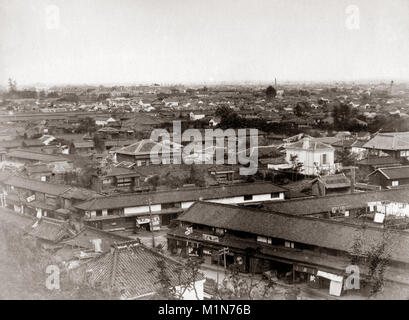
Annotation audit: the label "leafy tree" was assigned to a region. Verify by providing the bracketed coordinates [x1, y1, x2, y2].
[93, 134, 105, 153]
[349, 228, 392, 297]
[265, 85, 277, 98]
[335, 148, 357, 167]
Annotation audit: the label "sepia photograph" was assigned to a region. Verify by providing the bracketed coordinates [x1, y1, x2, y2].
[1, 0, 409, 310]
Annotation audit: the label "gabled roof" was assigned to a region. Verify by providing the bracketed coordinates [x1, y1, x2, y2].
[369, 166, 409, 180]
[74, 182, 287, 211]
[74, 241, 203, 299]
[313, 174, 351, 189]
[27, 217, 74, 242]
[62, 226, 132, 252]
[115, 139, 174, 156]
[363, 132, 409, 151]
[177, 201, 409, 264]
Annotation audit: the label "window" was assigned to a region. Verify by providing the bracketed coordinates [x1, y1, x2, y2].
[392, 180, 399, 187]
[285, 241, 295, 248]
[244, 194, 253, 201]
[117, 177, 132, 187]
[321, 153, 328, 165]
[400, 151, 409, 157]
[257, 236, 272, 244]
[96, 210, 102, 216]
[271, 192, 280, 199]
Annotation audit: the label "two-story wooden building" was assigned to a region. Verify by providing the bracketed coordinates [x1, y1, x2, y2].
[74, 182, 287, 232]
[167, 201, 409, 298]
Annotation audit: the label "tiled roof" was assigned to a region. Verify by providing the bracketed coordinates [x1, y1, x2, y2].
[75, 241, 203, 299]
[0, 139, 23, 149]
[2, 175, 71, 196]
[62, 226, 132, 252]
[373, 166, 409, 180]
[286, 138, 334, 151]
[363, 132, 409, 151]
[27, 217, 73, 242]
[177, 201, 409, 264]
[357, 156, 402, 167]
[74, 182, 287, 211]
[1, 175, 99, 200]
[263, 188, 409, 216]
[7, 149, 68, 163]
[314, 174, 351, 189]
[115, 139, 180, 156]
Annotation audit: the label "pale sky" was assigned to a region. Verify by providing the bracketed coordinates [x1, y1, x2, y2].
[1, 0, 409, 86]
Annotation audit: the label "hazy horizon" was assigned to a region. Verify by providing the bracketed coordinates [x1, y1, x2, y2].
[1, 0, 409, 87]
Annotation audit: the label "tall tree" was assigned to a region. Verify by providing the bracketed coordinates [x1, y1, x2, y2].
[265, 85, 277, 98]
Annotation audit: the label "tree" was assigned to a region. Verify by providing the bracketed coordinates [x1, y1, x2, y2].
[7, 78, 17, 92]
[93, 134, 105, 153]
[349, 228, 392, 297]
[187, 165, 206, 187]
[294, 103, 306, 117]
[335, 148, 357, 167]
[289, 155, 303, 180]
[265, 85, 276, 98]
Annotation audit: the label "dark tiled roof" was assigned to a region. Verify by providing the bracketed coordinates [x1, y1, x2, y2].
[363, 132, 409, 151]
[357, 156, 402, 167]
[374, 166, 409, 180]
[314, 174, 351, 189]
[2, 176, 71, 196]
[62, 226, 132, 252]
[177, 201, 409, 264]
[0, 139, 23, 149]
[7, 149, 68, 163]
[75, 242, 203, 299]
[74, 182, 287, 211]
[1, 175, 99, 200]
[263, 188, 409, 216]
[27, 218, 73, 242]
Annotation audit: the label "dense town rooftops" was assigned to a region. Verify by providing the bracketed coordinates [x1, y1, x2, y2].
[176, 201, 409, 264]
[262, 188, 409, 216]
[74, 182, 287, 211]
[363, 132, 409, 151]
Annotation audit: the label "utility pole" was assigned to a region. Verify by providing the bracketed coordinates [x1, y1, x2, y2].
[343, 166, 358, 194]
[148, 198, 156, 248]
